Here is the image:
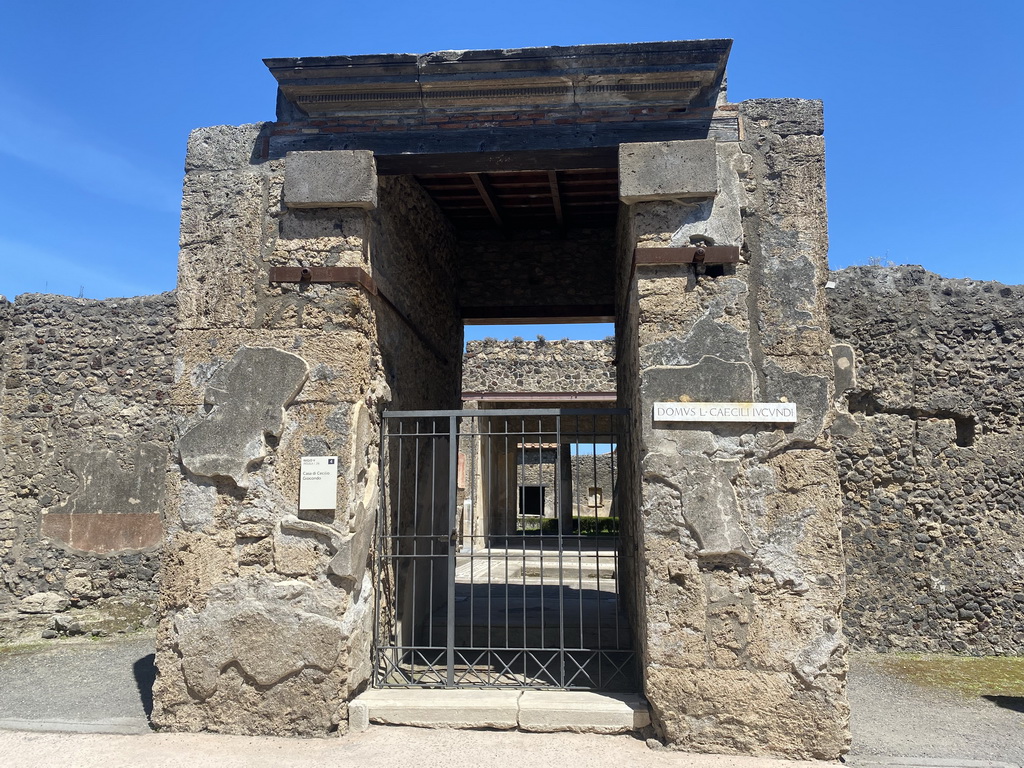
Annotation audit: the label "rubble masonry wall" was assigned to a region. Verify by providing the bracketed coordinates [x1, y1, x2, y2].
[457, 230, 616, 315]
[468, 263, 1024, 658]
[0, 136, 1019, 750]
[829, 265, 1024, 654]
[462, 339, 615, 393]
[0, 292, 174, 638]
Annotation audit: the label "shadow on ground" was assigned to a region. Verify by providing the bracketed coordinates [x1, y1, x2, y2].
[133, 653, 156, 719]
[982, 695, 1024, 714]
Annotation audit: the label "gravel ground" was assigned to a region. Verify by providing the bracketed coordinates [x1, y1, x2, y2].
[1, 634, 1021, 767]
[847, 652, 1024, 765]
[0, 634, 154, 733]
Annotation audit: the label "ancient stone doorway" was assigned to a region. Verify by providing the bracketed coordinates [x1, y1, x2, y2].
[373, 409, 635, 691]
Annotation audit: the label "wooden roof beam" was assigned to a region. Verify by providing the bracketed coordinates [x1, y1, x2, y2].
[469, 172, 504, 228]
[548, 170, 564, 227]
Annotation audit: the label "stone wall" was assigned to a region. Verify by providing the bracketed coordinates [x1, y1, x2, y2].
[154, 127, 461, 736]
[372, 175, 462, 410]
[460, 268, 1024, 660]
[829, 266, 1024, 654]
[3, 263, 1019, 667]
[0, 292, 175, 633]
[0, 95, 1015, 762]
[155, 127, 379, 735]
[462, 339, 615, 393]
[616, 102, 848, 758]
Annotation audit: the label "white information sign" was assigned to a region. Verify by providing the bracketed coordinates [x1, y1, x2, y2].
[299, 456, 338, 510]
[653, 401, 798, 424]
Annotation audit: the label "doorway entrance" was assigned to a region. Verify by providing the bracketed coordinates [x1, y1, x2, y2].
[373, 408, 634, 691]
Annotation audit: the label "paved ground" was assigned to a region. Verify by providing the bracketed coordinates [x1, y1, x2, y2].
[0, 633, 1021, 767]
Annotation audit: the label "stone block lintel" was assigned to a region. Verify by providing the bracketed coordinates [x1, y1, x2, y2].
[618, 139, 717, 204]
[284, 150, 378, 209]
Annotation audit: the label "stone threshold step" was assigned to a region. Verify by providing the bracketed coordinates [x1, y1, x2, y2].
[350, 689, 650, 734]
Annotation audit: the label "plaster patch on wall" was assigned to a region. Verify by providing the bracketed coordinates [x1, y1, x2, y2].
[178, 347, 309, 488]
[51, 442, 166, 517]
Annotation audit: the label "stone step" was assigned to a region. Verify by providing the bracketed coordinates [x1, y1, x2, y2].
[349, 689, 650, 735]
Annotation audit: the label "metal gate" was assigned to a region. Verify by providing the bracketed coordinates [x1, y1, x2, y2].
[372, 409, 635, 691]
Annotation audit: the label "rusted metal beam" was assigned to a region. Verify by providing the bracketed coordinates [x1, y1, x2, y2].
[633, 245, 740, 265]
[268, 266, 450, 364]
[468, 172, 504, 228]
[268, 266, 378, 294]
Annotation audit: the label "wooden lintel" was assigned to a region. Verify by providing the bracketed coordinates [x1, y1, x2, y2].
[380, 148, 619, 175]
[461, 391, 618, 403]
[462, 304, 615, 324]
[634, 245, 740, 265]
[268, 118, 741, 163]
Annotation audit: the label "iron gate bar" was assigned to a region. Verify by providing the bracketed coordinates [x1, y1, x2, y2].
[446, 414, 457, 687]
[374, 408, 634, 692]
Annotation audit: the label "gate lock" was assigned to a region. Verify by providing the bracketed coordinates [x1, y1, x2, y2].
[437, 529, 458, 546]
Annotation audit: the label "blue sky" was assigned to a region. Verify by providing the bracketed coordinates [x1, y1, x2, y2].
[1, 0, 1020, 336]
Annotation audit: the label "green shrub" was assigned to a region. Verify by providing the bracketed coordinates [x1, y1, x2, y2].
[574, 516, 620, 535]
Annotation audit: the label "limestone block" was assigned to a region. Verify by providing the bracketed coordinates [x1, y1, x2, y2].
[630, 143, 745, 248]
[643, 314, 751, 368]
[172, 577, 347, 701]
[644, 453, 753, 560]
[350, 689, 519, 730]
[762, 363, 829, 443]
[741, 98, 824, 137]
[642, 357, 755, 407]
[518, 691, 651, 733]
[274, 515, 370, 591]
[755, 522, 811, 596]
[619, 140, 717, 203]
[273, 520, 331, 578]
[178, 347, 309, 488]
[670, 142, 744, 247]
[172, 329, 371, 409]
[284, 151, 378, 209]
[160, 530, 238, 611]
[177, 481, 217, 532]
[791, 619, 844, 688]
[176, 169, 269, 330]
[18, 592, 70, 614]
[755, 252, 825, 357]
[645, 664, 849, 758]
[185, 123, 269, 173]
